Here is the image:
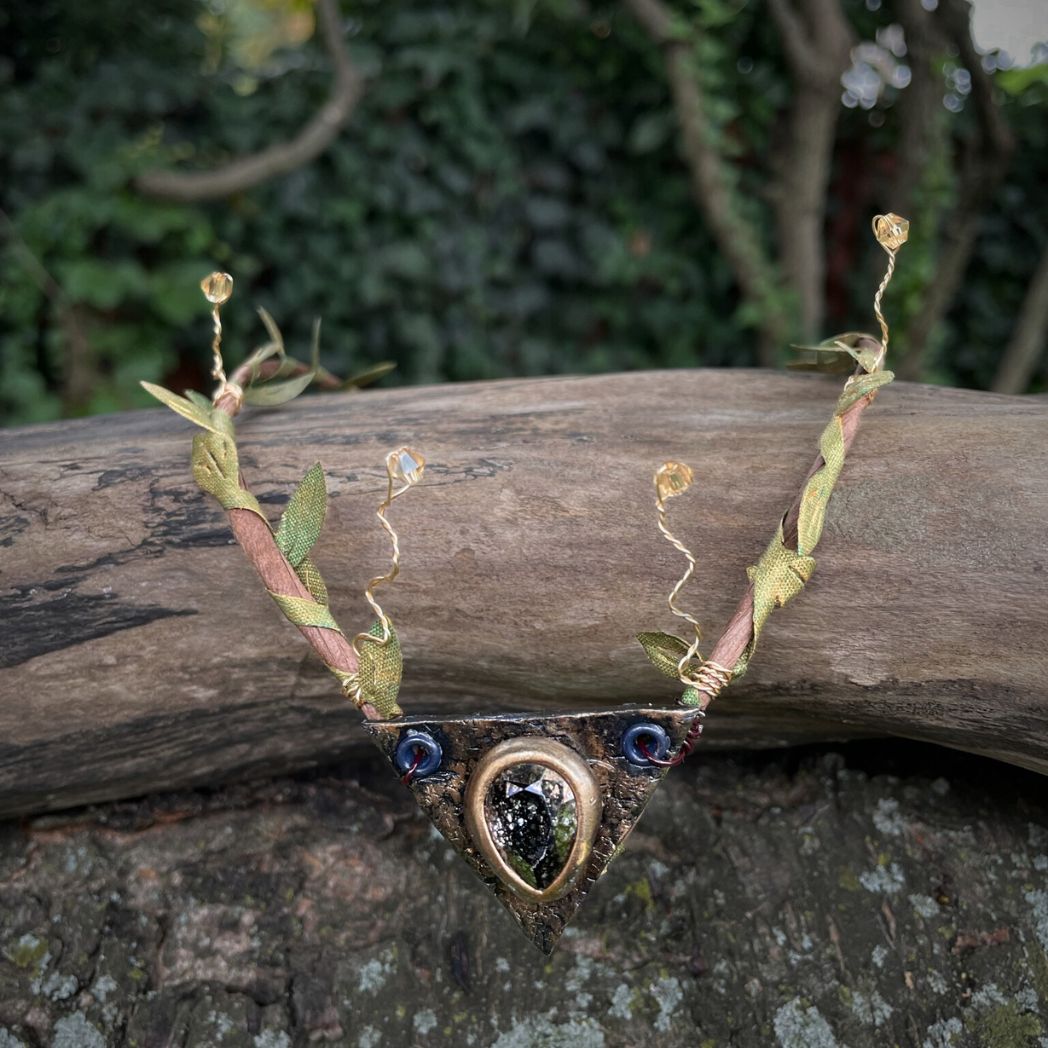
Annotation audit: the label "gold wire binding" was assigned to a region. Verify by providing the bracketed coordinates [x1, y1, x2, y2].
[654, 462, 704, 682]
[351, 447, 425, 657]
[871, 213, 909, 367]
[690, 659, 732, 703]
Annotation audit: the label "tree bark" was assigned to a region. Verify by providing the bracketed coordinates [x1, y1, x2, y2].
[769, 0, 855, 339]
[1, 745, 1045, 1045]
[896, 0, 1015, 380]
[889, 0, 948, 219]
[1, 370, 1047, 820]
[135, 0, 362, 202]
[624, 0, 791, 363]
[992, 241, 1048, 394]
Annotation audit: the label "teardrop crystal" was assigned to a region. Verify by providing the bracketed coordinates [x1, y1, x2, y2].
[485, 764, 578, 891]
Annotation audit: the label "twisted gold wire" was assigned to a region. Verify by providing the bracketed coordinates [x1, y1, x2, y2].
[871, 213, 909, 366]
[209, 303, 231, 390]
[655, 488, 704, 679]
[872, 248, 896, 361]
[351, 450, 418, 657]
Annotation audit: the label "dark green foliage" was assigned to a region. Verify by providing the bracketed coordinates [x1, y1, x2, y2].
[0, 0, 1044, 426]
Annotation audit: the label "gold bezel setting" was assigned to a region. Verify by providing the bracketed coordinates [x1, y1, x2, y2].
[464, 737, 602, 904]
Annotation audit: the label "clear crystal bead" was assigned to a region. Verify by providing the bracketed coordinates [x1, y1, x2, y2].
[389, 447, 425, 486]
[655, 461, 694, 501]
[200, 271, 234, 304]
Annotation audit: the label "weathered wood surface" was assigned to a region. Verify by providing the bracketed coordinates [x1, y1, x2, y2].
[1, 370, 1046, 818]
[1, 744, 1047, 1047]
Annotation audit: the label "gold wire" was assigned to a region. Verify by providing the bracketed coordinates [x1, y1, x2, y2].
[872, 246, 897, 363]
[655, 489, 704, 680]
[351, 453, 413, 657]
[210, 303, 228, 388]
[690, 659, 732, 703]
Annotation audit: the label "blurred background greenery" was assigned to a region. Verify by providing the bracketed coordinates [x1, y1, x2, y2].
[1, 0, 1045, 427]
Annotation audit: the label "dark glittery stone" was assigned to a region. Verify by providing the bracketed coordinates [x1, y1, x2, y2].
[485, 763, 578, 890]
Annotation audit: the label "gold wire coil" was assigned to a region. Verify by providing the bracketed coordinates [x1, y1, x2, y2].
[351, 447, 425, 658]
[870, 213, 909, 363]
[654, 461, 704, 682]
[686, 659, 732, 703]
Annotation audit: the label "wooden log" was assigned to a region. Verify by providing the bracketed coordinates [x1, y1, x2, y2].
[1, 370, 1046, 818]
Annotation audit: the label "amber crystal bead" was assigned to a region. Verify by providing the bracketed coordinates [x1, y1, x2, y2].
[200, 271, 234, 305]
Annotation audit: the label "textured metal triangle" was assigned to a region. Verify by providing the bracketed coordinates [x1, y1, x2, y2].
[365, 705, 699, 954]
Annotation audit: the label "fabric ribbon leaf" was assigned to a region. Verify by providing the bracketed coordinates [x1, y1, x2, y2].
[191, 431, 266, 520]
[275, 463, 327, 568]
[268, 593, 341, 633]
[353, 621, 404, 719]
[141, 382, 234, 437]
[637, 631, 694, 680]
[242, 318, 321, 406]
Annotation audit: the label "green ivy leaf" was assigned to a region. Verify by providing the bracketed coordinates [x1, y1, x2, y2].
[637, 631, 692, 680]
[140, 382, 233, 436]
[275, 463, 327, 567]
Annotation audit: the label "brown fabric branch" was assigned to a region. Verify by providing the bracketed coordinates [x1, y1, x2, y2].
[210, 354, 379, 719]
[624, 0, 791, 364]
[703, 337, 883, 703]
[136, 0, 362, 202]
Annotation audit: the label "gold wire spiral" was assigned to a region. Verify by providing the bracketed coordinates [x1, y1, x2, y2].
[654, 461, 705, 681]
[871, 214, 909, 365]
[351, 447, 426, 657]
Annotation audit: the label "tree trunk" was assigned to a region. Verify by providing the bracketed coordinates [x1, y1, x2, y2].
[769, 0, 855, 339]
[992, 241, 1048, 394]
[1, 370, 1046, 820]
[1, 744, 1045, 1045]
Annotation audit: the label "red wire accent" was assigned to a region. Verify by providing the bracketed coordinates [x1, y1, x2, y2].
[638, 718, 704, 768]
[400, 746, 424, 785]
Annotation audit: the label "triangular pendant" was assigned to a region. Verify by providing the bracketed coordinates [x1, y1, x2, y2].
[365, 705, 699, 953]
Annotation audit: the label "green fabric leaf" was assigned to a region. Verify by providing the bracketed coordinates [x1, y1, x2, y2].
[343, 361, 396, 389]
[256, 307, 285, 351]
[734, 524, 816, 676]
[190, 431, 265, 519]
[241, 316, 319, 405]
[354, 621, 404, 719]
[240, 341, 285, 385]
[295, 554, 329, 605]
[184, 390, 213, 411]
[268, 592, 342, 632]
[796, 415, 845, 557]
[275, 463, 327, 567]
[637, 631, 693, 680]
[835, 370, 894, 414]
[242, 370, 316, 405]
[141, 381, 233, 436]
